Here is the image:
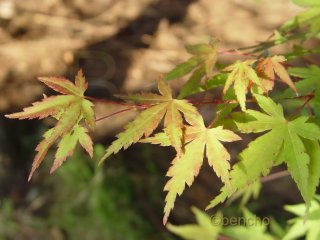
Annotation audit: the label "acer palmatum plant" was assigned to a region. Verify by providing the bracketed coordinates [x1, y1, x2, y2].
[5, 0, 320, 237]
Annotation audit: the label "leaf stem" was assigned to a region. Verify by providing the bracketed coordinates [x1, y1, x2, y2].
[261, 170, 290, 183]
[287, 93, 314, 120]
[218, 49, 257, 57]
[207, 102, 230, 128]
[85, 96, 136, 106]
[95, 106, 147, 122]
[90, 92, 316, 123]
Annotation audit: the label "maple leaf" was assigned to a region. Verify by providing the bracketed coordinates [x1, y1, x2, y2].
[5, 70, 95, 180]
[99, 79, 202, 163]
[167, 207, 222, 240]
[280, 4, 320, 38]
[256, 55, 297, 93]
[222, 60, 261, 111]
[165, 39, 219, 81]
[52, 125, 93, 173]
[142, 115, 241, 224]
[164, 39, 219, 99]
[185, 39, 219, 77]
[207, 94, 320, 210]
[221, 209, 274, 240]
[168, 207, 273, 240]
[283, 198, 320, 240]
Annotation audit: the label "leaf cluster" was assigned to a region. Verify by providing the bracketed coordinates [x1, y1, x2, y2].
[4, 0, 320, 229]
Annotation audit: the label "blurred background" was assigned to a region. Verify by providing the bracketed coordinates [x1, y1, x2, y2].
[0, 0, 307, 239]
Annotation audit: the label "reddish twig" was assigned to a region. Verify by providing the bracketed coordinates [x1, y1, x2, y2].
[189, 99, 237, 105]
[95, 106, 147, 122]
[218, 49, 257, 58]
[85, 96, 136, 106]
[89, 92, 315, 123]
[288, 93, 314, 120]
[207, 102, 230, 128]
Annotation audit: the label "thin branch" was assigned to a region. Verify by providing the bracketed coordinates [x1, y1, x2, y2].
[88, 91, 315, 124]
[189, 99, 237, 105]
[261, 170, 290, 183]
[85, 96, 136, 106]
[207, 102, 230, 128]
[218, 49, 257, 57]
[288, 93, 314, 120]
[238, 32, 307, 53]
[274, 93, 314, 101]
[95, 106, 147, 122]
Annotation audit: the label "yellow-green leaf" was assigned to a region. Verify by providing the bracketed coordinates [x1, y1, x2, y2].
[143, 116, 241, 224]
[223, 60, 260, 111]
[101, 79, 202, 162]
[5, 70, 95, 180]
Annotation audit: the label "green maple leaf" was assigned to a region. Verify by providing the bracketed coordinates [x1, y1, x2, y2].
[168, 207, 273, 240]
[142, 114, 241, 224]
[290, 0, 320, 8]
[164, 39, 219, 98]
[207, 94, 320, 209]
[5, 70, 95, 180]
[283, 198, 320, 240]
[222, 209, 273, 240]
[288, 65, 320, 94]
[226, 180, 261, 208]
[280, 4, 320, 38]
[223, 60, 261, 111]
[167, 207, 222, 240]
[52, 125, 93, 173]
[100, 79, 201, 163]
[165, 39, 219, 81]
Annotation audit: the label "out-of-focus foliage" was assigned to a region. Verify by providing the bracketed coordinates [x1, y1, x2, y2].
[0, 145, 162, 240]
[168, 207, 273, 240]
[3, 0, 320, 235]
[283, 196, 320, 240]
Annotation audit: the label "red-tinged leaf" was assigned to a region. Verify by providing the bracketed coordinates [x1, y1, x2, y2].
[75, 69, 88, 92]
[223, 60, 261, 111]
[100, 103, 168, 162]
[5, 95, 76, 120]
[101, 79, 203, 163]
[256, 55, 297, 93]
[77, 127, 94, 158]
[38, 77, 82, 96]
[5, 70, 95, 180]
[29, 102, 82, 180]
[81, 99, 95, 130]
[273, 61, 297, 93]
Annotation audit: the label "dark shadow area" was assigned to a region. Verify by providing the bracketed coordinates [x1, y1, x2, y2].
[75, 0, 196, 97]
